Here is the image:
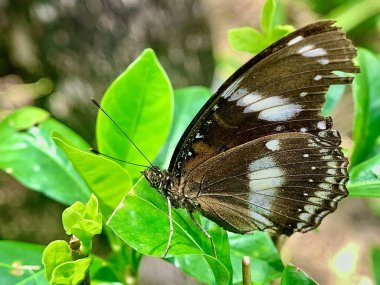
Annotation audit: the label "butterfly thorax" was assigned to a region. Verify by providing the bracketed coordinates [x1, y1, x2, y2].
[142, 166, 199, 212]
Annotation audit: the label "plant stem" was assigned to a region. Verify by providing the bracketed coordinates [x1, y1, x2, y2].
[242, 256, 251, 285]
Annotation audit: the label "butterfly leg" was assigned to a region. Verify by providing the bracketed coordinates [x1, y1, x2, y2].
[189, 213, 217, 258]
[162, 197, 174, 258]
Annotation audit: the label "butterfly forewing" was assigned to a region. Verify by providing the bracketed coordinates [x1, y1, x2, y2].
[168, 20, 358, 235]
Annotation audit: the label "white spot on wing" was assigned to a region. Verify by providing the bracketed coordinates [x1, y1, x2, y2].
[265, 140, 280, 151]
[298, 45, 314, 54]
[275, 125, 285, 132]
[258, 104, 302, 121]
[243, 96, 288, 113]
[302, 48, 327, 57]
[318, 58, 329, 65]
[300, 92, 308, 97]
[250, 167, 283, 180]
[317, 121, 326, 130]
[303, 154, 309, 158]
[249, 157, 276, 172]
[314, 75, 322, 81]
[236, 92, 262, 106]
[300, 127, 307, 132]
[287, 35, 304, 46]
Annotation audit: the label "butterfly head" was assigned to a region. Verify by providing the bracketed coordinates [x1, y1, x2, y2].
[142, 166, 171, 195]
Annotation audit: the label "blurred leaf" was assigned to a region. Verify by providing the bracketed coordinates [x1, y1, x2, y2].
[270, 25, 296, 41]
[228, 27, 268, 54]
[53, 136, 132, 219]
[0, 107, 91, 205]
[280, 264, 317, 285]
[348, 152, 380, 197]
[261, 0, 276, 34]
[322, 85, 346, 116]
[351, 48, 380, 167]
[155, 86, 211, 168]
[107, 178, 232, 285]
[8, 107, 49, 130]
[228, 0, 294, 55]
[327, 0, 380, 32]
[50, 257, 91, 285]
[42, 241, 71, 281]
[0, 241, 47, 285]
[62, 194, 102, 251]
[372, 247, 380, 285]
[229, 232, 283, 284]
[97, 49, 173, 181]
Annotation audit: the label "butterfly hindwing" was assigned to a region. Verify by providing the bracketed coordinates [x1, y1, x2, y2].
[186, 132, 348, 235]
[167, 20, 358, 235]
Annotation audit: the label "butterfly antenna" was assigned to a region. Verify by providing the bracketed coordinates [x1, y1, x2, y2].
[90, 148, 149, 168]
[90, 97, 153, 167]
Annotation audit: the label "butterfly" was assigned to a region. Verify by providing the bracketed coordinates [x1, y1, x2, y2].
[139, 20, 359, 257]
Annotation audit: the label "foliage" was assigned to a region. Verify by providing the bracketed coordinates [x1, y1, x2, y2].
[1, 0, 380, 284]
[228, 0, 295, 54]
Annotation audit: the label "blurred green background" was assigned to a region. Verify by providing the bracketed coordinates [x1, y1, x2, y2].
[1, 0, 380, 284]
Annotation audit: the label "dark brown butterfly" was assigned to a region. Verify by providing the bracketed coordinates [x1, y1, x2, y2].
[141, 20, 359, 257]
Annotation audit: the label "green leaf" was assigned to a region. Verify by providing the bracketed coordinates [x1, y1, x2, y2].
[50, 257, 92, 285]
[53, 136, 133, 219]
[107, 178, 232, 284]
[0, 241, 47, 285]
[0, 107, 91, 205]
[371, 247, 380, 285]
[229, 232, 283, 284]
[351, 48, 380, 167]
[261, 0, 276, 34]
[96, 49, 173, 181]
[322, 85, 346, 116]
[62, 194, 102, 251]
[228, 27, 268, 54]
[348, 152, 380, 197]
[42, 241, 71, 281]
[155, 86, 211, 168]
[8, 107, 49, 130]
[280, 264, 317, 285]
[269, 25, 295, 42]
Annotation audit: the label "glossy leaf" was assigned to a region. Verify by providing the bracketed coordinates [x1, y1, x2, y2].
[348, 152, 380, 197]
[371, 247, 380, 285]
[50, 257, 92, 285]
[0, 241, 47, 285]
[53, 136, 133, 219]
[155, 86, 211, 168]
[42, 240, 71, 281]
[96, 49, 173, 181]
[62, 194, 102, 251]
[280, 264, 317, 285]
[229, 232, 283, 284]
[107, 178, 232, 284]
[351, 48, 380, 167]
[0, 107, 91, 205]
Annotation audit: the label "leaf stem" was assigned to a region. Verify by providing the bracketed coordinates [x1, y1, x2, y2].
[242, 256, 251, 285]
